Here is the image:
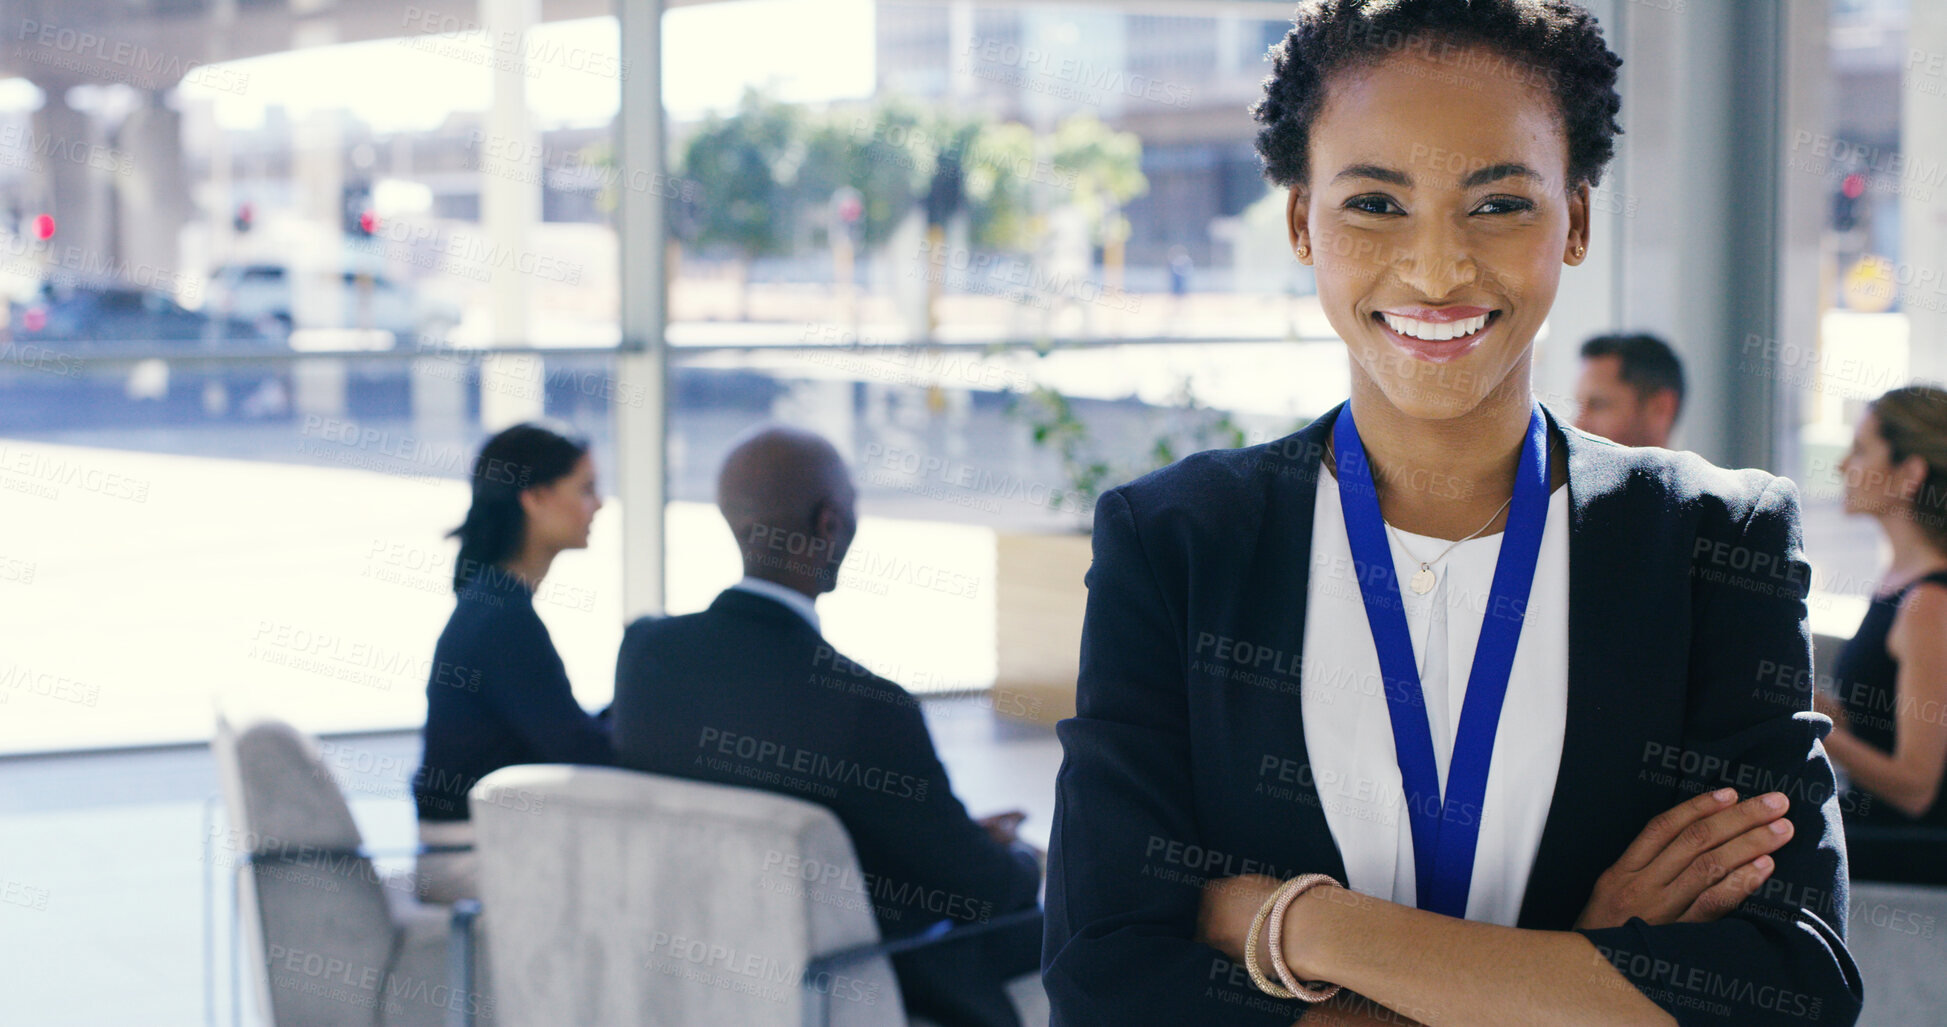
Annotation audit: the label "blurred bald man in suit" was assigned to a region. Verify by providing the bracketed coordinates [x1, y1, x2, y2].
[609, 425, 1044, 1027]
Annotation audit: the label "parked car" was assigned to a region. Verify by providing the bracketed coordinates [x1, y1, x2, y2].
[10, 278, 276, 350]
[207, 263, 462, 347]
[1, 278, 291, 425]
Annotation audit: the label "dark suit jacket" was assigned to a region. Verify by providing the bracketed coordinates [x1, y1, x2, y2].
[609, 587, 1042, 939]
[413, 566, 613, 821]
[1043, 400, 1863, 1026]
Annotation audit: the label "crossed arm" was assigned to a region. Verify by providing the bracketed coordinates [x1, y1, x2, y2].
[1192, 786, 1796, 1027]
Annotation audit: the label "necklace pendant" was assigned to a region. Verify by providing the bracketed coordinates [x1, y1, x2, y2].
[1409, 565, 1437, 595]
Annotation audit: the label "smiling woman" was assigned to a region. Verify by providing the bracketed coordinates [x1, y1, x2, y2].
[1041, 2, 1863, 1026]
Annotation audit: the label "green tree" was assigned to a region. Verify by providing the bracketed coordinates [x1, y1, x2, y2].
[677, 86, 808, 319]
[1049, 114, 1148, 292]
[797, 99, 930, 252]
[960, 120, 1043, 252]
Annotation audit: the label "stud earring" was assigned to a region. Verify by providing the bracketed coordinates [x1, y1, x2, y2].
[1296, 244, 1310, 259]
[1574, 245, 1586, 257]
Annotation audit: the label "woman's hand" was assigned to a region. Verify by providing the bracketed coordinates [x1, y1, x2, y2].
[1575, 787, 1793, 930]
[977, 810, 1027, 847]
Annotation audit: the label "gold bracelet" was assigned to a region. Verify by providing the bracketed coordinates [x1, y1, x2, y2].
[1244, 881, 1299, 999]
[1267, 874, 1344, 1002]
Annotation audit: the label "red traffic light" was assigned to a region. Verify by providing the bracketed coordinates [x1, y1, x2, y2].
[1841, 173, 1867, 200]
[31, 214, 54, 240]
[357, 210, 379, 234]
[829, 187, 864, 228]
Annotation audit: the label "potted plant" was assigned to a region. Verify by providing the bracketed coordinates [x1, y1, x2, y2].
[991, 375, 1258, 725]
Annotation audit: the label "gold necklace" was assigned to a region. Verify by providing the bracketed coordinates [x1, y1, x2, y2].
[1326, 433, 1560, 596]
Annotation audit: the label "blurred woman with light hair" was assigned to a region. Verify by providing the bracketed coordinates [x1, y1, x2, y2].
[1819, 384, 1947, 884]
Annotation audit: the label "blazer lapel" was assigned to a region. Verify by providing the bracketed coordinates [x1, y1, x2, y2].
[1245, 401, 1350, 885]
[1515, 406, 1660, 928]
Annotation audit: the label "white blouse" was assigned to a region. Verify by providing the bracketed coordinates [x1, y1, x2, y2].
[1300, 469, 1570, 926]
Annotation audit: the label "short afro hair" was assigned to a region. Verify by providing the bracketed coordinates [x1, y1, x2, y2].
[1252, 0, 1623, 192]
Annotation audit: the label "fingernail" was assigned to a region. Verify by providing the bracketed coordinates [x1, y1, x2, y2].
[1755, 855, 1773, 870]
[1763, 793, 1787, 811]
[1713, 788, 1736, 803]
[1770, 819, 1792, 834]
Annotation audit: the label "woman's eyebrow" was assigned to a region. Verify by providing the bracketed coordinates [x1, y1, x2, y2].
[1328, 161, 1544, 188]
[1461, 162, 1543, 188]
[1331, 163, 1409, 186]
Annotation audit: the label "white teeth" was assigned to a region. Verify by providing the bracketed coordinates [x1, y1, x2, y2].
[1381, 312, 1489, 341]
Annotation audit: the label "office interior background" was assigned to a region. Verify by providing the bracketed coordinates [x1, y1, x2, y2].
[0, 0, 1941, 1022]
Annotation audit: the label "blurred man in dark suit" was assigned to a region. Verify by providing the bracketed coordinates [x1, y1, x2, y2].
[1574, 332, 1686, 448]
[609, 424, 1043, 1027]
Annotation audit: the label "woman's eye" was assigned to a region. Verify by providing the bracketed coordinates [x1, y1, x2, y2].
[1474, 196, 1536, 215]
[1344, 195, 1401, 216]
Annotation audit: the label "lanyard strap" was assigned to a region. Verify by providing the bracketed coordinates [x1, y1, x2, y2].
[1331, 402, 1550, 919]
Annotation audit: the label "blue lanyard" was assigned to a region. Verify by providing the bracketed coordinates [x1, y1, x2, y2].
[1331, 402, 1550, 919]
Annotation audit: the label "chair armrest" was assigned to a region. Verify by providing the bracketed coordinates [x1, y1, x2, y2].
[448, 899, 482, 1027]
[805, 907, 1042, 976]
[800, 908, 1042, 1027]
[239, 843, 472, 865]
[398, 844, 476, 857]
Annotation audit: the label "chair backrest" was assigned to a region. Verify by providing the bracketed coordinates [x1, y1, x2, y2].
[210, 712, 400, 1027]
[1849, 880, 1947, 1026]
[469, 764, 907, 1027]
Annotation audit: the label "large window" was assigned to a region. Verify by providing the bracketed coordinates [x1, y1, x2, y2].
[0, 7, 628, 751]
[8, 0, 1903, 751]
[1790, 0, 1944, 636]
[2, 0, 1353, 752]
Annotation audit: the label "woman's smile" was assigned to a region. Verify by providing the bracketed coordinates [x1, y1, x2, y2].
[1371, 306, 1504, 365]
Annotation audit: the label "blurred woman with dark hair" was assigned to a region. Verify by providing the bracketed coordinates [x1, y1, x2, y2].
[412, 421, 615, 903]
[1818, 385, 1947, 884]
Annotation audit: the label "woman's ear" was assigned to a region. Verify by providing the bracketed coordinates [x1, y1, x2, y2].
[1897, 454, 1932, 502]
[1286, 187, 1312, 264]
[1565, 181, 1593, 265]
[517, 483, 548, 520]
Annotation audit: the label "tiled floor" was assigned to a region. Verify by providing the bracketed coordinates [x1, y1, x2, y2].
[0, 697, 1062, 1027]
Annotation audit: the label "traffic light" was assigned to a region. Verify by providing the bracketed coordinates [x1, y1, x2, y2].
[343, 182, 377, 237]
[234, 202, 254, 233]
[31, 213, 54, 240]
[925, 154, 964, 228]
[1834, 173, 1866, 232]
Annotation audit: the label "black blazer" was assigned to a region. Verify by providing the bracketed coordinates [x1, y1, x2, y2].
[1042, 400, 1863, 1026]
[609, 587, 1043, 938]
[412, 566, 614, 821]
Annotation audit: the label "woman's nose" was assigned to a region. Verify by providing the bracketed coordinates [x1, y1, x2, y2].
[1391, 233, 1478, 298]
